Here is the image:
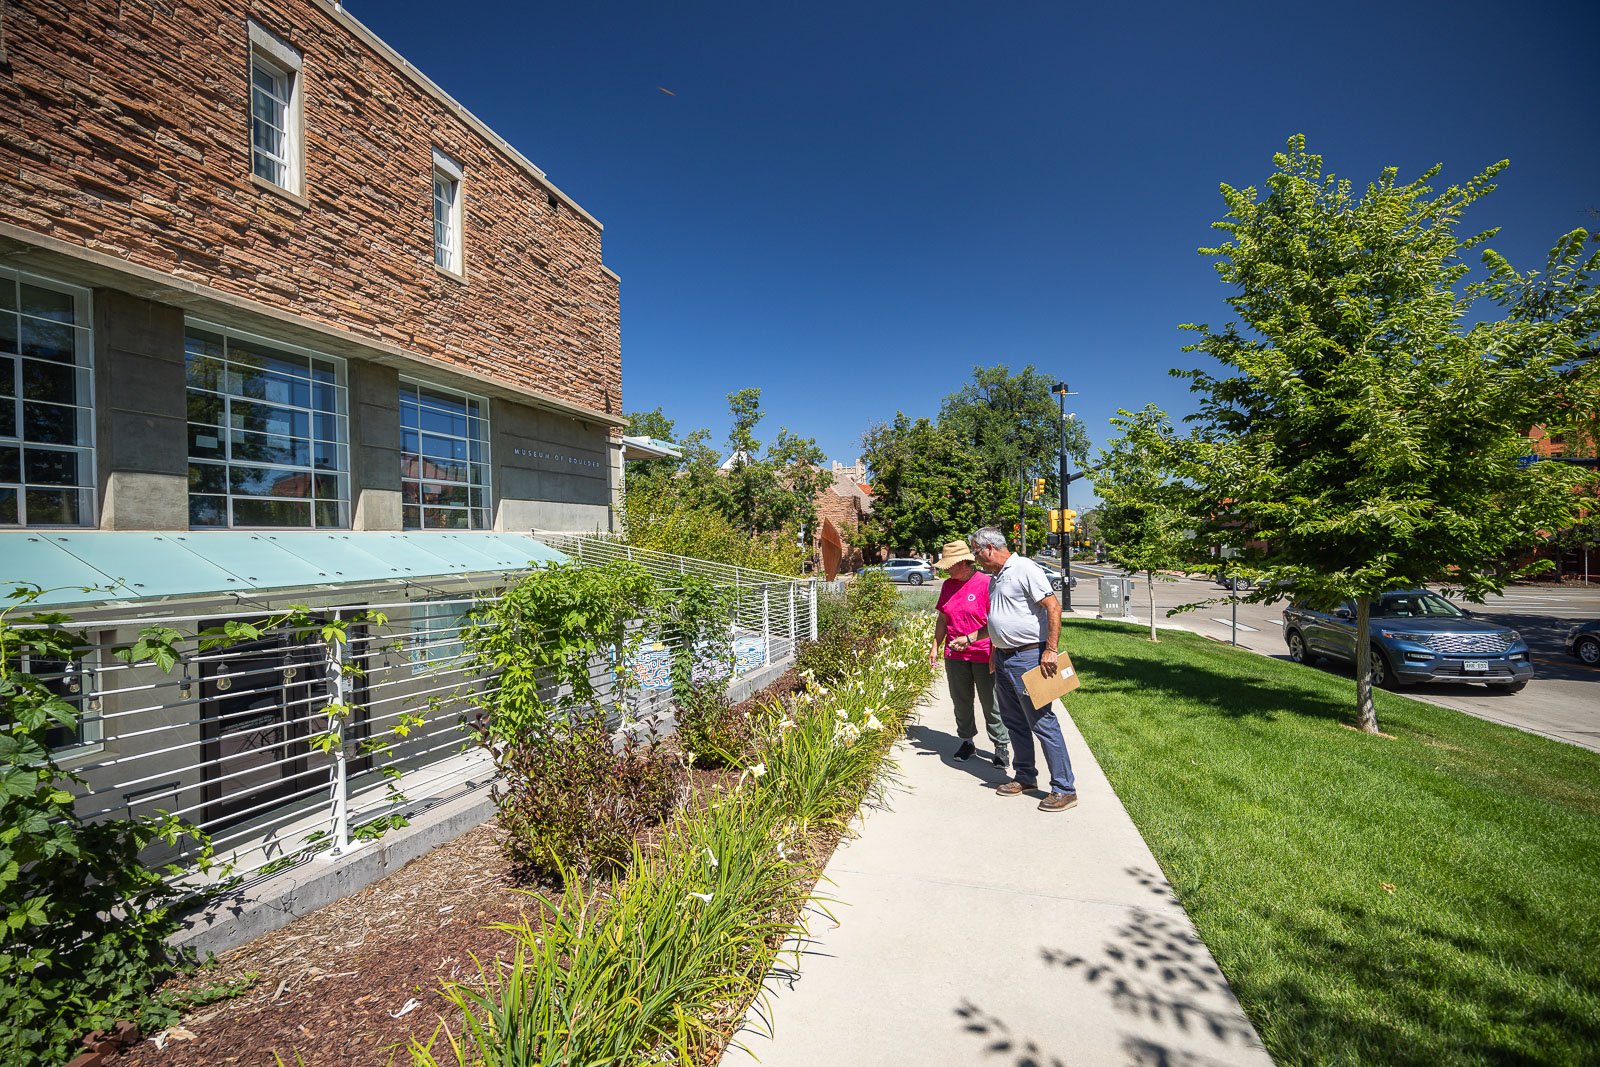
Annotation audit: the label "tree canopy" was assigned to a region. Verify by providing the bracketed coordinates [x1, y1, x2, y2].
[1178, 136, 1598, 731]
[861, 364, 1091, 554]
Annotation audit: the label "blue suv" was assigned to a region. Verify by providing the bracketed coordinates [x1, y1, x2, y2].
[1283, 590, 1532, 693]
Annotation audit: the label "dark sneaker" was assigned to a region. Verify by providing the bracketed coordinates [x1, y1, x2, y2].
[992, 747, 1010, 769]
[954, 740, 977, 761]
[1038, 792, 1078, 813]
[996, 780, 1034, 796]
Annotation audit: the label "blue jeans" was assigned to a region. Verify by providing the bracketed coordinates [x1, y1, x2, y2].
[992, 645, 1076, 795]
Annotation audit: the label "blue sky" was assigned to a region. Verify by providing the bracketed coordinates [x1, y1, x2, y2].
[355, 0, 1596, 502]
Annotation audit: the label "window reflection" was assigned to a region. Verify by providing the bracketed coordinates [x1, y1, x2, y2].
[399, 379, 490, 529]
[185, 324, 347, 528]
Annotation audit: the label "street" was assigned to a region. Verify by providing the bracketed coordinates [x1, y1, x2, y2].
[1039, 556, 1600, 752]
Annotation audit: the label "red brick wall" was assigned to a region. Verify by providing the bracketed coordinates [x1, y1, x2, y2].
[0, 0, 620, 416]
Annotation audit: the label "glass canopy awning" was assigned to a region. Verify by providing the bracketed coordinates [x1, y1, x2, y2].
[0, 531, 568, 607]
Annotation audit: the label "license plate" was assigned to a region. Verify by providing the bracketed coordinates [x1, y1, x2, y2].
[1464, 660, 1489, 672]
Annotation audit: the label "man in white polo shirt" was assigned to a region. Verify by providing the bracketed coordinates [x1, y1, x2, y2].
[947, 526, 1078, 812]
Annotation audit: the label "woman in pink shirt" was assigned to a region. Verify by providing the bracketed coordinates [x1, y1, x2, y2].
[929, 540, 1009, 768]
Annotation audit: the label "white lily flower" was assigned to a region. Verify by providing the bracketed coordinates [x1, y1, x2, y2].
[687, 891, 713, 904]
[705, 847, 718, 869]
[865, 714, 884, 731]
[748, 762, 767, 778]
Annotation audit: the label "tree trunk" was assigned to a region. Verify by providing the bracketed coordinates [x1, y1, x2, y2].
[1354, 596, 1379, 734]
[1147, 571, 1158, 642]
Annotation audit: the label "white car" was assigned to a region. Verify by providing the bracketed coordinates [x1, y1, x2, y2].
[859, 558, 937, 586]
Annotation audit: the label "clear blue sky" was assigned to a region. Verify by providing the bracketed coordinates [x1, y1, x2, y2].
[355, 0, 1597, 504]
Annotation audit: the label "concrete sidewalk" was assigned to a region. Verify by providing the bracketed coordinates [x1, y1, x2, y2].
[720, 675, 1273, 1067]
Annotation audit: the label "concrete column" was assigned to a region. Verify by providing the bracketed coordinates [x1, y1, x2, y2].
[348, 361, 401, 530]
[93, 289, 188, 529]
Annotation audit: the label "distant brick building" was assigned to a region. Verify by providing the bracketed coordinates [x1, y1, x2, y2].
[814, 461, 873, 570]
[1, 0, 623, 533]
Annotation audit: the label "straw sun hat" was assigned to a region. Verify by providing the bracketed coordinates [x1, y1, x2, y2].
[932, 540, 976, 572]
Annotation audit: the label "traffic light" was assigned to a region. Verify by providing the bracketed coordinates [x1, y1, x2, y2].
[1012, 522, 1021, 539]
[1032, 476, 1047, 501]
[1048, 508, 1061, 532]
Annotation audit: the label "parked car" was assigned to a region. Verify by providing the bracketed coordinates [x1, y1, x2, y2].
[1282, 590, 1533, 692]
[859, 558, 937, 586]
[1567, 620, 1600, 667]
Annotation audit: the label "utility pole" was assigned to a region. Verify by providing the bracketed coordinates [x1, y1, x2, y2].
[1052, 381, 1074, 613]
[1018, 470, 1028, 557]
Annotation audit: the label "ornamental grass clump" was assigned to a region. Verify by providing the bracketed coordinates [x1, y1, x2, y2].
[410, 617, 936, 1067]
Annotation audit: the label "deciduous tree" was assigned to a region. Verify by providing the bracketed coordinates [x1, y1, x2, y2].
[1180, 137, 1597, 733]
[1092, 405, 1196, 641]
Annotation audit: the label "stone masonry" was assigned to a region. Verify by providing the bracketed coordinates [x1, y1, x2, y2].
[0, 0, 620, 419]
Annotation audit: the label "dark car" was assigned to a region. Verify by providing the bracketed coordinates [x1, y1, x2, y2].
[1568, 620, 1600, 667]
[1283, 590, 1533, 692]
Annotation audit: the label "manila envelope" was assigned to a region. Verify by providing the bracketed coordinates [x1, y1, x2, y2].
[1022, 653, 1080, 709]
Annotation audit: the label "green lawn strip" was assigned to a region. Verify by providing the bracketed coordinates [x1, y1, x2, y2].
[1062, 621, 1600, 1067]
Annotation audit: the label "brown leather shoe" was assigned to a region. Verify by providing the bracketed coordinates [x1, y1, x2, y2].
[996, 780, 1034, 796]
[1038, 792, 1078, 812]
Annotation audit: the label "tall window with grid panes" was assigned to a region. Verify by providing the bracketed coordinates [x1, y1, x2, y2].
[399, 379, 490, 529]
[0, 270, 95, 526]
[185, 325, 349, 528]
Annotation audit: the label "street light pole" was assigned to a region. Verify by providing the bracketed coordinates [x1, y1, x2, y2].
[1052, 381, 1073, 613]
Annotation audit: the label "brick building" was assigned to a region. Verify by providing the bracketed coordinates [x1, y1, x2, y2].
[1, 0, 624, 535]
[0, 2, 642, 887]
[813, 461, 873, 570]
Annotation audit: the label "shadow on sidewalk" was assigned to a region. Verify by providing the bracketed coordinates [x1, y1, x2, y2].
[902, 722, 1012, 788]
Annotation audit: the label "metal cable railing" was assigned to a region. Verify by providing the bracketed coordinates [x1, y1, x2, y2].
[32, 544, 816, 885]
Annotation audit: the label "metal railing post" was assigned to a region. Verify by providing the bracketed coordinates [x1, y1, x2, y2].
[788, 582, 797, 653]
[809, 580, 818, 640]
[327, 610, 354, 855]
[762, 586, 771, 666]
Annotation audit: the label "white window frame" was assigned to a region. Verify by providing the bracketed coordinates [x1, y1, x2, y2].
[432, 150, 464, 274]
[0, 268, 96, 528]
[399, 376, 492, 530]
[185, 320, 350, 530]
[248, 21, 304, 194]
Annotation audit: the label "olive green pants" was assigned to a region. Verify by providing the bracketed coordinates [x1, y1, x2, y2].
[944, 657, 1007, 751]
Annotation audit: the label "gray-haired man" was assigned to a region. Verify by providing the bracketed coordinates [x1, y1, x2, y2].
[947, 526, 1078, 812]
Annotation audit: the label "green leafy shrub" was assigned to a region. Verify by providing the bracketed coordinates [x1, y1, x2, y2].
[673, 687, 758, 769]
[0, 590, 221, 1067]
[794, 571, 902, 684]
[464, 561, 686, 884]
[490, 716, 685, 883]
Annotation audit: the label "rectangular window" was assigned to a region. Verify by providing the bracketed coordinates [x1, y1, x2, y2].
[186, 322, 348, 529]
[409, 597, 472, 674]
[432, 150, 463, 274]
[24, 653, 104, 752]
[0, 269, 95, 527]
[249, 22, 303, 193]
[399, 378, 490, 530]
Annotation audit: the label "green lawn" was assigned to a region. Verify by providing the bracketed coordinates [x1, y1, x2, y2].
[1064, 621, 1600, 1067]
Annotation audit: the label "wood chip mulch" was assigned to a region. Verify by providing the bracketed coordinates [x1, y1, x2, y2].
[114, 669, 814, 1067]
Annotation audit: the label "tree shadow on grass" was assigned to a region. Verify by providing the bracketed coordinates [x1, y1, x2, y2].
[1237, 892, 1600, 1066]
[1078, 633, 1354, 725]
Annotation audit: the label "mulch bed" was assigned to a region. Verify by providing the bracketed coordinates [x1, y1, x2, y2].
[114, 670, 810, 1067]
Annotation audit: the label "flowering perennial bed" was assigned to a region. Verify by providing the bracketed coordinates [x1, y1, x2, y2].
[406, 618, 935, 1066]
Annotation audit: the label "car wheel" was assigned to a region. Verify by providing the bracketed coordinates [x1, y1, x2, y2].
[1576, 635, 1600, 667]
[1370, 646, 1405, 690]
[908, 573, 924, 586]
[1286, 630, 1309, 664]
